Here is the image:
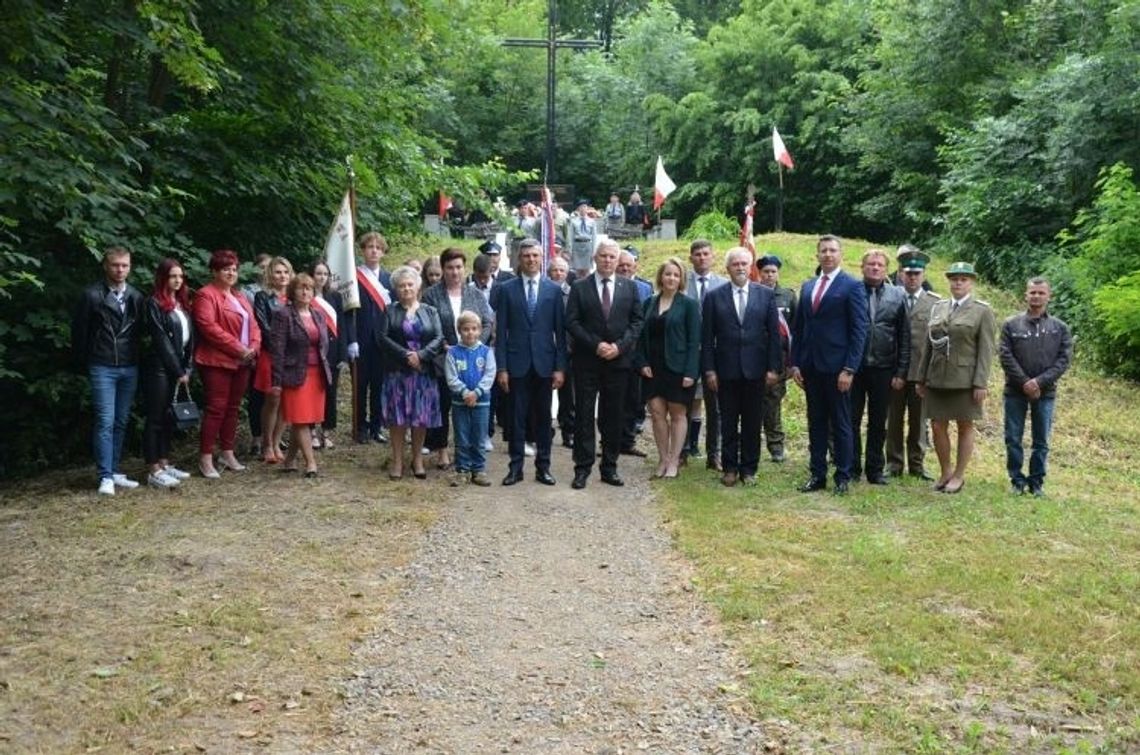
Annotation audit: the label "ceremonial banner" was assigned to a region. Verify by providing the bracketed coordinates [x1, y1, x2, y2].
[653, 156, 676, 211]
[773, 126, 795, 170]
[324, 190, 360, 310]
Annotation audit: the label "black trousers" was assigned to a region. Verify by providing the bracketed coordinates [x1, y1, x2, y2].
[851, 366, 893, 478]
[621, 368, 646, 449]
[572, 361, 628, 477]
[322, 364, 341, 430]
[717, 377, 765, 477]
[426, 373, 451, 451]
[557, 372, 575, 442]
[508, 369, 554, 474]
[142, 366, 176, 465]
[356, 345, 385, 434]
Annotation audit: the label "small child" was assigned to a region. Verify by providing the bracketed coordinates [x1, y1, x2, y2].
[444, 310, 496, 486]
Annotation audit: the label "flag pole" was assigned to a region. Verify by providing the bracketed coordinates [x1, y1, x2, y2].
[775, 162, 785, 233]
[345, 155, 361, 444]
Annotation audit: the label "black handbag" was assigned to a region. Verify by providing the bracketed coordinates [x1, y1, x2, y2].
[169, 383, 201, 431]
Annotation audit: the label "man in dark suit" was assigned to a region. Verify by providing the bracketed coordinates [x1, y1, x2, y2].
[683, 239, 728, 468]
[565, 240, 645, 489]
[353, 232, 392, 444]
[495, 239, 567, 486]
[702, 247, 782, 487]
[790, 235, 870, 495]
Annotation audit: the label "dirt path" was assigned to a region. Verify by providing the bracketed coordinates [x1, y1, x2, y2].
[332, 444, 767, 753]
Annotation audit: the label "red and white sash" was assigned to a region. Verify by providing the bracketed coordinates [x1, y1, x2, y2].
[314, 295, 338, 338]
[356, 267, 389, 312]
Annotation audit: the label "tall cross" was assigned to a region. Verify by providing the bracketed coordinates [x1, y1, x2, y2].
[503, 0, 602, 183]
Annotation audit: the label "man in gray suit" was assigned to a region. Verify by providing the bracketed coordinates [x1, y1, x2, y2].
[683, 239, 727, 470]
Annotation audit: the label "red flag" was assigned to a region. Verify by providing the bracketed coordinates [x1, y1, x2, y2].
[653, 156, 676, 211]
[438, 191, 453, 217]
[773, 126, 794, 170]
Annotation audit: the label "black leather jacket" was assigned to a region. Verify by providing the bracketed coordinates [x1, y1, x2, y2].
[253, 289, 287, 334]
[144, 298, 194, 377]
[860, 282, 911, 378]
[72, 281, 144, 367]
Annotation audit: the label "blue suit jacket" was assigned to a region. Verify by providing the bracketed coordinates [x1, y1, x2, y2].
[494, 275, 567, 378]
[700, 282, 782, 380]
[791, 269, 869, 374]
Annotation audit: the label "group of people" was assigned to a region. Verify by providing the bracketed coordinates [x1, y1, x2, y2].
[74, 231, 1072, 499]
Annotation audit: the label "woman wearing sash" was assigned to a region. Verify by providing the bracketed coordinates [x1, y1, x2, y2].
[142, 258, 195, 488]
[269, 273, 332, 477]
[193, 249, 260, 478]
[312, 261, 346, 449]
[377, 266, 444, 480]
[253, 257, 293, 463]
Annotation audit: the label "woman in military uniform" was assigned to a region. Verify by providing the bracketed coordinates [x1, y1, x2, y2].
[917, 262, 996, 494]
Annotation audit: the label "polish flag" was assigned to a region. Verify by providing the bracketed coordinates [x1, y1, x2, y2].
[773, 126, 795, 170]
[438, 191, 453, 217]
[653, 156, 676, 211]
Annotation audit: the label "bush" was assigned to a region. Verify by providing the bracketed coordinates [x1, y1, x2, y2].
[682, 210, 740, 241]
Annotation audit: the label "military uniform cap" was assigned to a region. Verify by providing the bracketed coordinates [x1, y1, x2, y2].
[945, 261, 978, 278]
[478, 240, 502, 255]
[897, 248, 930, 271]
[757, 254, 782, 269]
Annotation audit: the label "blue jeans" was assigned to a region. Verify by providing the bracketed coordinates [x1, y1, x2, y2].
[90, 364, 139, 480]
[453, 403, 490, 473]
[1004, 394, 1055, 488]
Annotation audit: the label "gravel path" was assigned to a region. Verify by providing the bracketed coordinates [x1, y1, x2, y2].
[333, 445, 767, 753]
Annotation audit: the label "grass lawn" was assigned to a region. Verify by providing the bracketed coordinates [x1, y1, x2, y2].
[634, 233, 1140, 752]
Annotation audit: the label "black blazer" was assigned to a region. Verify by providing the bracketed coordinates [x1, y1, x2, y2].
[565, 274, 645, 371]
[376, 303, 445, 377]
[144, 297, 194, 377]
[700, 282, 781, 381]
[269, 305, 333, 389]
[635, 293, 701, 379]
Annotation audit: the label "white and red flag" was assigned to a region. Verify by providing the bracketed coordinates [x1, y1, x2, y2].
[653, 156, 676, 211]
[773, 126, 795, 170]
[539, 185, 558, 265]
[323, 189, 360, 310]
[438, 191, 453, 218]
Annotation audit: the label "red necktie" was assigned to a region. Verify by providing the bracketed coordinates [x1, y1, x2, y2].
[601, 278, 612, 318]
[811, 274, 829, 313]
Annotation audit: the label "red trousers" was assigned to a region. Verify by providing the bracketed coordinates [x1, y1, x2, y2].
[198, 364, 251, 454]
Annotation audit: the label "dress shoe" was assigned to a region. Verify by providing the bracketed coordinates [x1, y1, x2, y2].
[1029, 484, 1045, 498]
[1010, 482, 1026, 496]
[535, 470, 556, 486]
[866, 474, 889, 486]
[501, 470, 524, 486]
[600, 473, 624, 487]
[798, 477, 826, 493]
[739, 475, 758, 487]
[571, 474, 588, 490]
[833, 480, 849, 496]
[721, 471, 738, 487]
[620, 447, 647, 458]
[561, 435, 574, 448]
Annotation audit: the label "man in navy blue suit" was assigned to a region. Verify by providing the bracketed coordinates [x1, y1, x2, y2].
[791, 235, 870, 495]
[702, 247, 782, 487]
[495, 239, 567, 486]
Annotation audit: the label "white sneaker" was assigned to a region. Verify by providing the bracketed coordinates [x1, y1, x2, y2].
[163, 465, 191, 481]
[524, 443, 536, 457]
[97, 478, 115, 496]
[112, 473, 140, 489]
[482, 437, 493, 452]
[148, 471, 180, 489]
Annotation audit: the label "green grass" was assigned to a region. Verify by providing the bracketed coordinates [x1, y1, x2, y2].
[650, 233, 1140, 752]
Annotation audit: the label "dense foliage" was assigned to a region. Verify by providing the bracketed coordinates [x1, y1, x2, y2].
[2, 0, 1138, 476]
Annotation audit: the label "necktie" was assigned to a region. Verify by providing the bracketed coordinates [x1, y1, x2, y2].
[698, 276, 707, 302]
[736, 287, 746, 323]
[907, 293, 916, 311]
[811, 274, 829, 313]
[527, 278, 537, 318]
[952, 301, 960, 315]
[580, 217, 588, 234]
[601, 278, 612, 319]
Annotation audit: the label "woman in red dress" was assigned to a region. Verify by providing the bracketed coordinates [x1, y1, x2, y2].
[270, 273, 333, 477]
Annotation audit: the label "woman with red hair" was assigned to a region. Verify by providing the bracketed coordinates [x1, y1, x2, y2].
[142, 258, 195, 488]
[193, 250, 261, 478]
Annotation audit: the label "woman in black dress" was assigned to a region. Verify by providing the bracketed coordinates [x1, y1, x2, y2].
[637, 257, 700, 478]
